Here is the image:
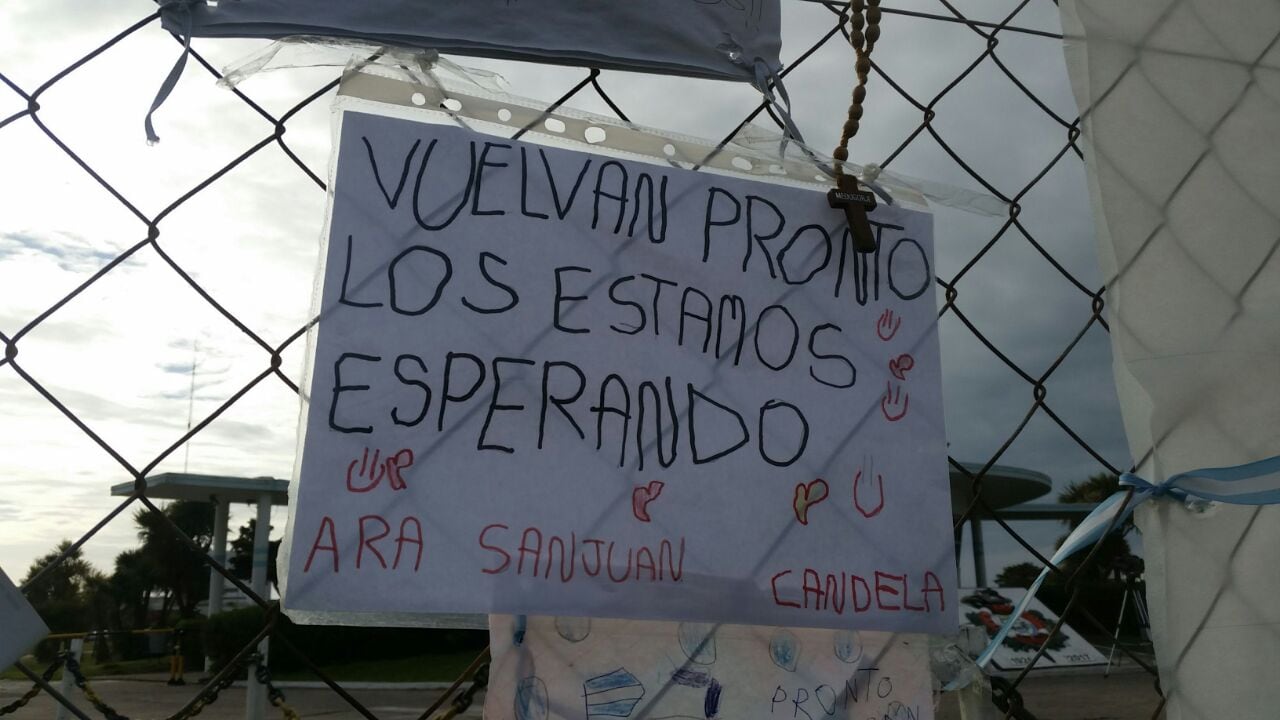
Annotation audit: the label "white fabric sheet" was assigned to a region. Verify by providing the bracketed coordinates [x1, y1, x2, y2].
[1059, 2, 1280, 717]
[0, 567, 47, 668]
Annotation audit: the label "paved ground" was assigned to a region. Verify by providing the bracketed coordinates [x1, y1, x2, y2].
[0, 677, 482, 720]
[2, 670, 1162, 720]
[936, 671, 1163, 720]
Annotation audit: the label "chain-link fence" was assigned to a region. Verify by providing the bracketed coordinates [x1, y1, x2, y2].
[2, 1, 1164, 718]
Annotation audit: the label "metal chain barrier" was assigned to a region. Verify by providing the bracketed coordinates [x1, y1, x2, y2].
[0, 656, 63, 717]
[55, 650, 296, 720]
[989, 677, 1038, 720]
[426, 663, 488, 720]
[64, 653, 129, 720]
[0, 1, 1165, 719]
[254, 658, 301, 720]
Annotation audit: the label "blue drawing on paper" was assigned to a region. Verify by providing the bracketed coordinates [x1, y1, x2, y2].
[515, 676, 548, 720]
[886, 701, 918, 720]
[555, 616, 591, 643]
[513, 614, 527, 647]
[671, 668, 711, 688]
[833, 630, 863, 664]
[703, 679, 723, 719]
[769, 630, 799, 672]
[678, 623, 717, 665]
[584, 668, 646, 718]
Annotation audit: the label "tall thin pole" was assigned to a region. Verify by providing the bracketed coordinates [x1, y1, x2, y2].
[183, 339, 198, 473]
[245, 494, 272, 720]
[205, 497, 229, 673]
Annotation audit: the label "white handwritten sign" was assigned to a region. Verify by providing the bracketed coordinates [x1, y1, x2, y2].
[484, 615, 933, 720]
[1, 567, 47, 668]
[281, 109, 956, 632]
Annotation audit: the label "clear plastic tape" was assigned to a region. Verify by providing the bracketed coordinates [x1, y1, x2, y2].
[929, 636, 995, 718]
[219, 36, 511, 95]
[221, 39, 1007, 217]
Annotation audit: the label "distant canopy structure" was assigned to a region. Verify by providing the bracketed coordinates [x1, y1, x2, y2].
[158, 0, 782, 83]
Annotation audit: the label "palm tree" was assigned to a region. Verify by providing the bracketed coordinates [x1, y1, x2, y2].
[1058, 472, 1125, 508]
[993, 562, 1041, 589]
[1055, 473, 1133, 582]
[109, 549, 156, 629]
[22, 540, 106, 633]
[229, 518, 280, 590]
[132, 501, 213, 623]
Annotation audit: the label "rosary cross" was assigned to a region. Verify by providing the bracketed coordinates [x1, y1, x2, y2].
[827, 174, 878, 253]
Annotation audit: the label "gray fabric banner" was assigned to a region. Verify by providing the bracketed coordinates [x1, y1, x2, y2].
[160, 0, 782, 82]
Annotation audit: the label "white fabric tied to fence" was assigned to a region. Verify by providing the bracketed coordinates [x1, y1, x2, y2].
[1058, 1, 1280, 718]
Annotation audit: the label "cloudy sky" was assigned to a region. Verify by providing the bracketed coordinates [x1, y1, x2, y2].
[0, 0, 1130, 590]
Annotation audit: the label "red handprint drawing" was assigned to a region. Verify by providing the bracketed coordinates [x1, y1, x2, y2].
[386, 448, 413, 490]
[876, 309, 901, 341]
[889, 353, 914, 380]
[881, 381, 909, 422]
[853, 460, 885, 518]
[347, 447, 414, 492]
[632, 480, 664, 522]
[793, 479, 830, 525]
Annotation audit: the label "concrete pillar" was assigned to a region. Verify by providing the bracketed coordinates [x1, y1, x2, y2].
[970, 517, 987, 587]
[245, 493, 271, 720]
[54, 638, 83, 720]
[204, 497, 229, 673]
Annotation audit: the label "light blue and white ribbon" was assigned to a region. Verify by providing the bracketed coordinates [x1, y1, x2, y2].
[968, 454, 1280, 673]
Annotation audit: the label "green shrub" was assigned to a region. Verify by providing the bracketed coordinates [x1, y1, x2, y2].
[114, 632, 154, 661]
[204, 606, 266, 670]
[176, 618, 206, 665]
[91, 636, 111, 663]
[32, 638, 63, 664]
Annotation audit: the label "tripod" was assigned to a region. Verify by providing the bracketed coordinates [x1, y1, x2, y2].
[1104, 562, 1151, 677]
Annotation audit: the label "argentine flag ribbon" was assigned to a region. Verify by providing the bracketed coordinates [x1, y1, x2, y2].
[968, 454, 1280, 673]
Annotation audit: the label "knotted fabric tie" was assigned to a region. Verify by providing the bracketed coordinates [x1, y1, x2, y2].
[145, 0, 196, 145]
[749, 58, 804, 145]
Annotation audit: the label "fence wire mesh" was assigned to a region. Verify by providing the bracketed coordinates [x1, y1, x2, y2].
[1, 0, 1166, 718]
